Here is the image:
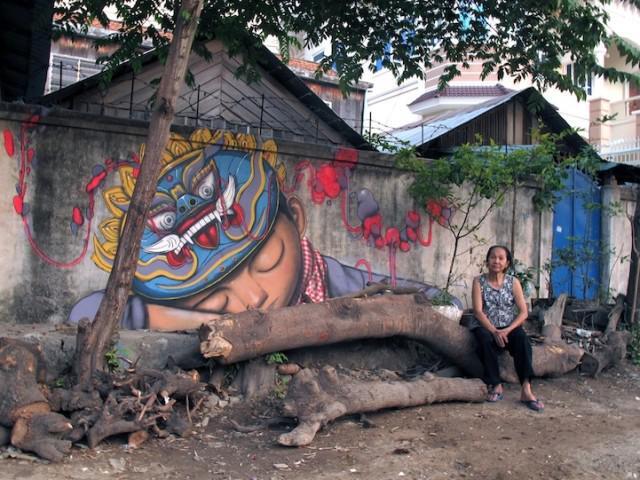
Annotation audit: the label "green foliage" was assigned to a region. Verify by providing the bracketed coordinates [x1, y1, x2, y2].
[396, 131, 582, 290]
[52, 0, 640, 96]
[396, 131, 575, 214]
[628, 321, 640, 366]
[52, 377, 67, 388]
[273, 373, 291, 399]
[104, 347, 120, 373]
[430, 290, 456, 306]
[265, 352, 288, 365]
[508, 259, 537, 298]
[363, 131, 409, 153]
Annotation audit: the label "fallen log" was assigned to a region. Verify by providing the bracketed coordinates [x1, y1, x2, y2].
[199, 293, 583, 381]
[0, 338, 72, 462]
[498, 341, 584, 384]
[580, 331, 630, 377]
[200, 294, 482, 376]
[278, 366, 487, 446]
[0, 337, 208, 461]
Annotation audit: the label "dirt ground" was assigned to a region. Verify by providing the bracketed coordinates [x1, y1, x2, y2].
[2, 361, 640, 480]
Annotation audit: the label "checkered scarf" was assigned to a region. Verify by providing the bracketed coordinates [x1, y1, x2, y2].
[297, 237, 328, 304]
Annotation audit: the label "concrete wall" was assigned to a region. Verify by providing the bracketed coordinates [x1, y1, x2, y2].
[0, 103, 631, 325]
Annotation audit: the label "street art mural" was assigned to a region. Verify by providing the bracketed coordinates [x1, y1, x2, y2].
[4, 124, 455, 330]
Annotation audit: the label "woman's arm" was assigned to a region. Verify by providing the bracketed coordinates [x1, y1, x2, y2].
[503, 277, 529, 334]
[472, 277, 496, 332]
[147, 303, 221, 331]
[472, 277, 507, 348]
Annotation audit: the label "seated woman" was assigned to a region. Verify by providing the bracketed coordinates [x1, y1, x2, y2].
[470, 245, 544, 412]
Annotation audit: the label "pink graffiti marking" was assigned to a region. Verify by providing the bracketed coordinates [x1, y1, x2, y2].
[289, 147, 450, 285]
[9, 116, 138, 268]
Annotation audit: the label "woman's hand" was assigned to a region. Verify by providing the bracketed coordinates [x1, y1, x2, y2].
[492, 328, 509, 348]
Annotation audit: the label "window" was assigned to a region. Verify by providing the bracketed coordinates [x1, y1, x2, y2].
[629, 81, 640, 113]
[312, 51, 325, 63]
[566, 63, 593, 96]
[47, 54, 104, 92]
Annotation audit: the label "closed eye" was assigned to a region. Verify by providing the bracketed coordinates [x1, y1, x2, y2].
[193, 291, 229, 314]
[251, 237, 284, 273]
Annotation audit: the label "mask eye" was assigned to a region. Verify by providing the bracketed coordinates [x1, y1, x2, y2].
[151, 211, 176, 231]
[197, 172, 215, 200]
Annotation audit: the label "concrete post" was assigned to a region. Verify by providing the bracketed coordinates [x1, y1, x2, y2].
[600, 176, 620, 302]
[589, 98, 611, 149]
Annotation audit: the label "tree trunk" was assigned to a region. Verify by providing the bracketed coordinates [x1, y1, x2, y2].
[579, 331, 630, 377]
[541, 293, 568, 342]
[0, 339, 73, 462]
[626, 188, 640, 326]
[278, 366, 487, 446]
[74, 0, 205, 388]
[199, 293, 583, 380]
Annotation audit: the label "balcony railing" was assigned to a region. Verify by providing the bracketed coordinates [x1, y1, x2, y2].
[594, 138, 640, 165]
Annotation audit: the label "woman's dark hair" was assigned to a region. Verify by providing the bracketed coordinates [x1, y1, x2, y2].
[485, 245, 513, 272]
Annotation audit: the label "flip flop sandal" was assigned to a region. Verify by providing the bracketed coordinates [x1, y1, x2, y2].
[487, 392, 504, 402]
[521, 399, 544, 412]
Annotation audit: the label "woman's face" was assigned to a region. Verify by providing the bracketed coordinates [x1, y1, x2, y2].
[174, 211, 303, 314]
[486, 247, 510, 274]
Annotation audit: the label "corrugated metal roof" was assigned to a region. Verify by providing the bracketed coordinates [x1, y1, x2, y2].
[393, 88, 525, 146]
[408, 84, 512, 106]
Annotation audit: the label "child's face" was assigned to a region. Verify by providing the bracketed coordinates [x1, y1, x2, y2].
[174, 212, 303, 313]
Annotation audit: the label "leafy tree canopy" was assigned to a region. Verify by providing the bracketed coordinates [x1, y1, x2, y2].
[54, 0, 640, 97]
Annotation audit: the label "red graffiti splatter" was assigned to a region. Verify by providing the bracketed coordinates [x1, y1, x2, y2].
[354, 259, 373, 282]
[311, 164, 341, 202]
[3, 129, 14, 157]
[12, 116, 141, 269]
[362, 213, 382, 240]
[385, 227, 400, 247]
[426, 199, 452, 226]
[13, 196, 23, 215]
[72, 207, 84, 226]
[85, 171, 107, 193]
[406, 210, 420, 228]
[417, 217, 434, 246]
[333, 147, 358, 169]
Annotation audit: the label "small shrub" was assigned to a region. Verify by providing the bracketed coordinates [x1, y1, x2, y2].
[265, 352, 288, 365]
[629, 321, 640, 366]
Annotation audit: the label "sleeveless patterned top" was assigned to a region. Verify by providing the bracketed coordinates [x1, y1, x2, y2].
[479, 274, 516, 328]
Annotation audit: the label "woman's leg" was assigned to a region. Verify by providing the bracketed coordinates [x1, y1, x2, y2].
[505, 326, 534, 384]
[505, 327, 540, 404]
[473, 326, 502, 389]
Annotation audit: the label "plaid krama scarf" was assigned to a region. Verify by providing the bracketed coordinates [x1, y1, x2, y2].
[297, 237, 328, 304]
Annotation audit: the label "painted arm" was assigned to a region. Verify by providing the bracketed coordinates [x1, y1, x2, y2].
[68, 291, 147, 329]
[68, 291, 217, 331]
[323, 255, 463, 309]
[146, 303, 218, 331]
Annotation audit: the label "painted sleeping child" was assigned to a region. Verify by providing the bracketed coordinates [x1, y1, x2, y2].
[69, 130, 457, 330]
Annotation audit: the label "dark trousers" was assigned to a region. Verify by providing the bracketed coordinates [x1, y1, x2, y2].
[472, 325, 534, 386]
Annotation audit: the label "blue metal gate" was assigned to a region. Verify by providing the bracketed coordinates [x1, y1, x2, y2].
[551, 168, 602, 300]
